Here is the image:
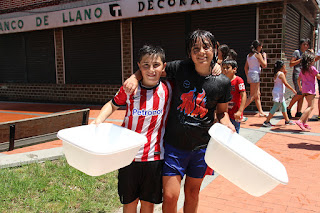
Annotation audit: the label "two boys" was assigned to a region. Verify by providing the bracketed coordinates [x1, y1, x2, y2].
[94, 34, 242, 213]
[92, 45, 172, 213]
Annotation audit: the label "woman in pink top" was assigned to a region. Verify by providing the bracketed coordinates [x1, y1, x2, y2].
[296, 50, 320, 131]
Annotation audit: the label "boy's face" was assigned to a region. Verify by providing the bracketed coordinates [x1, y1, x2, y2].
[222, 64, 236, 79]
[138, 55, 166, 87]
[300, 42, 310, 52]
[190, 38, 214, 67]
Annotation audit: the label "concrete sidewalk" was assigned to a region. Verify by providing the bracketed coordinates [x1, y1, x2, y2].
[0, 99, 320, 212]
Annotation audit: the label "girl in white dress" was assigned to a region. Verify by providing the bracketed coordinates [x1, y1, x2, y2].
[263, 60, 296, 127]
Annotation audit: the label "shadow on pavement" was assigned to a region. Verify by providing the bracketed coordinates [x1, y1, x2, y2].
[288, 142, 320, 151]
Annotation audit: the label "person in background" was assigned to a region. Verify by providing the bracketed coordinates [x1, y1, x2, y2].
[295, 50, 320, 131]
[217, 44, 230, 65]
[244, 40, 268, 117]
[222, 59, 247, 133]
[228, 49, 238, 61]
[92, 45, 172, 213]
[262, 60, 296, 127]
[287, 38, 311, 119]
[315, 50, 320, 120]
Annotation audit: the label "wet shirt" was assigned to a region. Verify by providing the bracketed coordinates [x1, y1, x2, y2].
[164, 59, 232, 151]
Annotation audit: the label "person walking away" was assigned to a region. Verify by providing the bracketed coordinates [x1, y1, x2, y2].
[295, 50, 320, 131]
[262, 60, 296, 127]
[244, 40, 268, 117]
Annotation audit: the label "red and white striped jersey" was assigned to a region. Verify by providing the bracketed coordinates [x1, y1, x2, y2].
[112, 80, 172, 162]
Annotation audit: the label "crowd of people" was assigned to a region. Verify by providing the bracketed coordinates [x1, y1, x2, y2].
[92, 30, 320, 213]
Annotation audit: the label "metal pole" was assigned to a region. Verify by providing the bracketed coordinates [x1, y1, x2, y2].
[9, 124, 16, 151]
[82, 110, 89, 125]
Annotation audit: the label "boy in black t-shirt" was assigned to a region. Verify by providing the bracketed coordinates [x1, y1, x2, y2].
[124, 30, 234, 213]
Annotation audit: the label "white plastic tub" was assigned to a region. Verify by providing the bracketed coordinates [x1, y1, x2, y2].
[57, 123, 147, 176]
[205, 123, 288, 197]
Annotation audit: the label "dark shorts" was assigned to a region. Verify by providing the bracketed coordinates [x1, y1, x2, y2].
[118, 160, 163, 204]
[230, 119, 240, 134]
[163, 143, 214, 179]
[293, 72, 302, 95]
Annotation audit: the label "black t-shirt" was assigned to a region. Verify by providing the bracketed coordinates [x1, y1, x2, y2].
[164, 59, 232, 151]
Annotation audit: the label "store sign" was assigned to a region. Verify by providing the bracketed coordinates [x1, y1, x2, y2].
[0, 0, 277, 34]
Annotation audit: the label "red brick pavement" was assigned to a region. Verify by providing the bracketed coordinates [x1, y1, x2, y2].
[192, 95, 320, 213]
[1, 97, 320, 212]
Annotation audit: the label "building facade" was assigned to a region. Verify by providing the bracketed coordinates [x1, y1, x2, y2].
[0, 0, 319, 110]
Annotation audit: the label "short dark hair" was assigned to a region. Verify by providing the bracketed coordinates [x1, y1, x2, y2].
[138, 45, 166, 63]
[186, 30, 216, 57]
[299, 38, 311, 47]
[222, 59, 238, 68]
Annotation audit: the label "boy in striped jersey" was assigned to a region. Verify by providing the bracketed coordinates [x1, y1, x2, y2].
[92, 45, 172, 213]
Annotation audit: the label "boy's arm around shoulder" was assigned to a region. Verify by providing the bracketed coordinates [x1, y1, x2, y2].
[91, 100, 119, 126]
[123, 63, 170, 94]
[123, 70, 142, 94]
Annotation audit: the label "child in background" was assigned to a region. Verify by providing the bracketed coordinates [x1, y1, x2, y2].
[263, 60, 296, 127]
[222, 59, 247, 133]
[228, 49, 238, 61]
[217, 44, 230, 65]
[287, 38, 311, 119]
[295, 50, 320, 131]
[92, 45, 172, 213]
[315, 50, 320, 120]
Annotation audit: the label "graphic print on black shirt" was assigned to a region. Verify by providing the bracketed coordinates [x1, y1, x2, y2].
[164, 59, 232, 151]
[177, 87, 208, 119]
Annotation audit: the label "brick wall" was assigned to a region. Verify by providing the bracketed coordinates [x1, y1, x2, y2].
[54, 28, 65, 84]
[0, 20, 130, 105]
[121, 19, 133, 82]
[0, 2, 297, 106]
[246, 2, 285, 111]
[0, 83, 120, 104]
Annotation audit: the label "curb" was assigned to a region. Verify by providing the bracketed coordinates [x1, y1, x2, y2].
[0, 147, 64, 169]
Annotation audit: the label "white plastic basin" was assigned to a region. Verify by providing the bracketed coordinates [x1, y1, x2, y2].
[205, 123, 288, 197]
[57, 123, 147, 176]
